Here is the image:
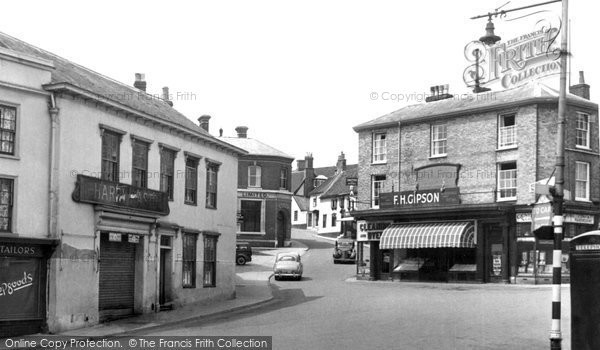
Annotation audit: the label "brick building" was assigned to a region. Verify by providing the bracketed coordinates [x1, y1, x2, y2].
[0, 32, 245, 336]
[220, 127, 293, 247]
[352, 80, 598, 284]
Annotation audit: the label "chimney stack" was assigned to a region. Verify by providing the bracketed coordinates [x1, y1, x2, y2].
[162, 87, 173, 107]
[305, 153, 313, 170]
[569, 71, 590, 100]
[134, 73, 147, 92]
[235, 126, 248, 138]
[303, 153, 315, 196]
[426, 84, 453, 102]
[297, 159, 306, 171]
[336, 151, 347, 173]
[198, 115, 211, 132]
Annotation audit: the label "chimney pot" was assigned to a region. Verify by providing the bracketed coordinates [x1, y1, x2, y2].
[219, 128, 223, 137]
[235, 126, 249, 138]
[198, 115, 211, 132]
[579, 71, 585, 84]
[133, 73, 147, 92]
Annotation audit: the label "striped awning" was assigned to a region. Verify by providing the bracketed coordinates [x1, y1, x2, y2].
[380, 222, 475, 249]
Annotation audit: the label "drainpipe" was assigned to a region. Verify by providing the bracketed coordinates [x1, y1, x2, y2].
[48, 93, 60, 238]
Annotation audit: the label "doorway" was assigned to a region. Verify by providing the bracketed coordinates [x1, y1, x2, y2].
[159, 236, 172, 310]
[277, 211, 287, 247]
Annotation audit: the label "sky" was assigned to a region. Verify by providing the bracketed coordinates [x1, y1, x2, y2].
[2, 0, 598, 168]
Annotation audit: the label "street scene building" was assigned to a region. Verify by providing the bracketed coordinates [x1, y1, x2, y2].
[306, 152, 357, 237]
[352, 81, 599, 284]
[0, 32, 246, 336]
[220, 127, 294, 247]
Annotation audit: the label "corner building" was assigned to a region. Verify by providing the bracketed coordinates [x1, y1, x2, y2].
[352, 81, 599, 284]
[0, 32, 246, 336]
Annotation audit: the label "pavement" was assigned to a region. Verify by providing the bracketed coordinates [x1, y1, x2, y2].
[54, 240, 309, 338]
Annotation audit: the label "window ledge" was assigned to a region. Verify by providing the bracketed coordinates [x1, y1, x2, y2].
[496, 146, 518, 152]
[429, 154, 447, 159]
[575, 198, 592, 203]
[496, 198, 517, 202]
[205, 206, 217, 210]
[0, 154, 20, 160]
[371, 161, 387, 165]
[575, 145, 591, 150]
[203, 285, 216, 288]
[184, 201, 198, 206]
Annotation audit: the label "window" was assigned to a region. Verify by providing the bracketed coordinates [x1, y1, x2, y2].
[132, 140, 149, 188]
[280, 168, 288, 189]
[373, 133, 387, 163]
[203, 235, 217, 287]
[294, 210, 298, 221]
[498, 114, 517, 148]
[323, 214, 327, 228]
[160, 148, 176, 200]
[206, 162, 219, 209]
[497, 162, 517, 201]
[331, 199, 338, 210]
[575, 162, 590, 201]
[307, 212, 313, 227]
[371, 175, 386, 208]
[101, 130, 121, 182]
[185, 157, 199, 205]
[312, 197, 317, 207]
[0, 178, 13, 232]
[182, 233, 197, 288]
[241, 200, 261, 232]
[431, 123, 447, 157]
[0, 105, 16, 155]
[576, 112, 590, 148]
[332, 213, 337, 227]
[248, 165, 261, 188]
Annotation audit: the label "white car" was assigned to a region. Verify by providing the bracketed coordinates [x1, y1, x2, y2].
[273, 252, 303, 281]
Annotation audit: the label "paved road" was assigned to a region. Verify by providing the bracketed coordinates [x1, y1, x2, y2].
[135, 229, 572, 350]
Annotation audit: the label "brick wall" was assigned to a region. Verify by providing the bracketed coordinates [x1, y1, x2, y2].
[237, 157, 293, 191]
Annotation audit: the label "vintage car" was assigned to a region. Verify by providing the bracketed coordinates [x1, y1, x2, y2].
[273, 252, 303, 280]
[235, 241, 253, 265]
[333, 238, 356, 264]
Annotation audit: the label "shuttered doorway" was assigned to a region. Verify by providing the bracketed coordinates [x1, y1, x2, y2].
[99, 232, 136, 322]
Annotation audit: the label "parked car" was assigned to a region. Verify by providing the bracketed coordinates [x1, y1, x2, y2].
[333, 238, 356, 264]
[273, 252, 303, 280]
[236, 241, 252, 265]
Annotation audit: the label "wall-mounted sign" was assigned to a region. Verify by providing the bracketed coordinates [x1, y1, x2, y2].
[379, 188, 460, 209]
[72, 175, 170, 215]
[464, 27, 561, 90]
[0, 259, 40, 319]
[240, 191, 272, 199]
[531, 202, 553, 232]
[108, 233, 122, 242]
[414, 164, 461, 190]
[565, 214, 594, 225]
[346, 178, 358, 186]
[128, 234, 140, 244]
[357, 220, 391, 242]
[0, 243, 43, 258]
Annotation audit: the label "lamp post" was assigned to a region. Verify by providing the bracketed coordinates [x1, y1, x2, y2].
[471, 1, 567, 349]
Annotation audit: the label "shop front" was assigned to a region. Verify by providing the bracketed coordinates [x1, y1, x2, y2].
[514, 204, 598, 284]
[0, 237, 58, 337]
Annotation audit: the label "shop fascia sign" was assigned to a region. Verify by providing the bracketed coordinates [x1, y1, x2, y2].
[517, 212, 594, 225]
[72, 174, 170, 215]
[108, 232, 140, 243]
[464, 27, 561, 90]
[380, 188, 460, 209]
[357, 220, 392, 242]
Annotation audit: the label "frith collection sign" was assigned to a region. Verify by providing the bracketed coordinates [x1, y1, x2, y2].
[380, 188, 460, 209]
[72, 175, 170, 215]
[464, 27, 561, 90]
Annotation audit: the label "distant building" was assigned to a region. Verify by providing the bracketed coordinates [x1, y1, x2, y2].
[292, 153, 357, 237]
[220, 127, 294, 247]
[0, 32, 245, 336]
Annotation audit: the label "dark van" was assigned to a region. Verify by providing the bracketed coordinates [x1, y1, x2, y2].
[236, 241, 253, 265]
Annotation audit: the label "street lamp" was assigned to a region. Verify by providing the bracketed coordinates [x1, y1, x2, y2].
[471, 1, 567, 349]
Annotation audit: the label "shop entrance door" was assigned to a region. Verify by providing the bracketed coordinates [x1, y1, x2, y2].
[159, 236, 172, 310]
[99, 233, 136, 321]
[379, 249, 392, 280]
[486, 224, 504, 283]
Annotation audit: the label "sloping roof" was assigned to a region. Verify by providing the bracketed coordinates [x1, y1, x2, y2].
[219, 137, 294, 160]
[354, 82, 597, 131]
[0, 31, 246, 155]
[293, 196, 310, 211]
[309, 164, 358, 198]
[291, 171, 305, 194]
